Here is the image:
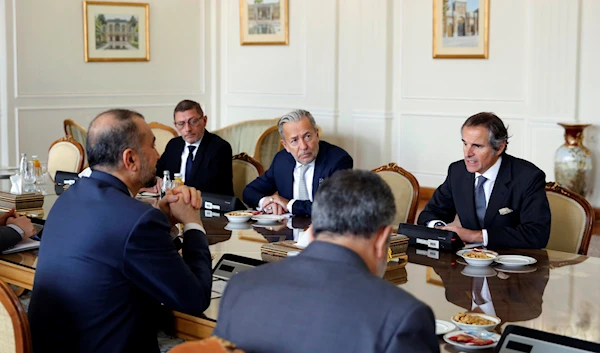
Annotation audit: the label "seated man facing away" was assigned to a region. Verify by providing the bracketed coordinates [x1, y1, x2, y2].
[28, 109, 212, 353]
[156, 99, 233, 196]
[0, 208, 36, 252]
[418, 112, 551, 249]
[243, 109, 353, 216]
[216, 170, 439, 353]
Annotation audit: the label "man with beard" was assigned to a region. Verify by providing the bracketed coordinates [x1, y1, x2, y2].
[243, 109, 352, 216]
[215, 170, 439, 353]
[418, 112, 551, 249]
[28, 109, 212, 353]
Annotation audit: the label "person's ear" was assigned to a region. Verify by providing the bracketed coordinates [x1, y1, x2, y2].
[123, 149, 137, 170]
[281, 138, 290, 153]
[374, 225, 393, 259]
[496, 140, 507, 156]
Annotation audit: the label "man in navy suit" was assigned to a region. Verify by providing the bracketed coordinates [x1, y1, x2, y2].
[155, 100, 233, 196]
[418, 112, 551, 249]
[243, 109, 353, 216]
[216, 170, 439, 353]
[28, 109, 212, 353]
[0, 209, 36, 252]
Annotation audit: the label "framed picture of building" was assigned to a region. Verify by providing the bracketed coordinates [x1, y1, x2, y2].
[239, 0, 289, 45]
[83, 1, 150, 62]
[433, 0, 489, 58]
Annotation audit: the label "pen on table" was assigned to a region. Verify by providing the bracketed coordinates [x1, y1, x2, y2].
[31, 235, 41, 241]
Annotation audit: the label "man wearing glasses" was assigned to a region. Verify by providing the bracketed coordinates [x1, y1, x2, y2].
[243, 109, 353, 216]
[156, 100, 234, 196]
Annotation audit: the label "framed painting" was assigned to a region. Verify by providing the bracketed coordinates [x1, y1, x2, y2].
[239, 0, 289, 45]
[83, 1, 150, 62]
[433, 0, 489, 58]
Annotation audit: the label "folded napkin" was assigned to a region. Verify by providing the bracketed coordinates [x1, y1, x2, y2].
[9, 174, 22, 194]
[78, 167, 92, 178]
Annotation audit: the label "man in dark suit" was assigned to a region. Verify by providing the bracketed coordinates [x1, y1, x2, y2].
[0, 208, 36, 252]
[243, 109, 353, 216]
[418, 112, 551, 249]
[28, 109, 212, 353]
[156, 99, 233, 196]
[215, 170, 439, 353]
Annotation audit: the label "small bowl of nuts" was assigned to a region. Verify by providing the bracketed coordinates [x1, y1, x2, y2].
[224, 211, 253, 223]
[451, 312, 500, 331]
[456, 249, 498, 267]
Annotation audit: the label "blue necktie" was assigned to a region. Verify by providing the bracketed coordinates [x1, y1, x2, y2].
[475, 175, 487, 228]
[185, 146, 196, 182]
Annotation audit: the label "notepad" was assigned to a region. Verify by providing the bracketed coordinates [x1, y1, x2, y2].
[2, 238, 40, 254]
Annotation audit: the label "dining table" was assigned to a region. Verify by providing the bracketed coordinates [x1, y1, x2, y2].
[0, 180, 599, 352]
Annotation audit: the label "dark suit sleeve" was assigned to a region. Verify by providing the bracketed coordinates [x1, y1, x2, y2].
[207, 141, 234, 196]
[487, 169, 551, 249]
[385, 304, 439, 353]
[123, 208, 212, 315]
[0, 226, 22, 252]
[243, 162, 279, 209]
[417, 166, 457, 225]
[291, 152, 353, 216]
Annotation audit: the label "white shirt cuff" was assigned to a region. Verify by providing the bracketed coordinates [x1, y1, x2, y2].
[482, 229, 488, 246]
[286, 199, 296, 213]
[258, 197, 268, 210]
[7, 224, 24, 239]
[183, 222, 206, 235]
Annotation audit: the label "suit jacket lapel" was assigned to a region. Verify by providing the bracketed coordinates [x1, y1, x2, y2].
[282, 153, 295, 199]
[311, 142, 326, 196]
[461, 170, 479, 228]
[485, 157, 511, 226]
[189, 132, 211, 180]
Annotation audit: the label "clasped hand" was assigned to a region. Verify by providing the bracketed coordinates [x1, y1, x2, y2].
[262, 195, 289, 215]
[0, 208, 37, 239]
[158, 186, 202, 226]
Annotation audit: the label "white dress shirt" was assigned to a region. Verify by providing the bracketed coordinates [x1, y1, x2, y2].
[259, 160, 315, 213]
[179, 138, 202, 182]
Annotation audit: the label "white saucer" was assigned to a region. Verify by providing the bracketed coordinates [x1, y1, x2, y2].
[251, 214, 285, 224]
[443, 330, 500, 350]
[494, 255, 537, 267]
[435, 320, 456, 335]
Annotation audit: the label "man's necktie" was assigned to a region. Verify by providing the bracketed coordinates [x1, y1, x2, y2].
[185, 146, 196, 182]
[475, 175, 487, 228]
[297, 165, 309, 200]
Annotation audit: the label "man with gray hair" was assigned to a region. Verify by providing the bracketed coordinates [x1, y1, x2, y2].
[418, 112, 550, 249]
[243, 109, 353, 216]
[215, 170, 439, 353]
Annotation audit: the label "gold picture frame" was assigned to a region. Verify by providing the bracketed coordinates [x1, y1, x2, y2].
[433, 0, 489, 58]
[83, 1, 150, 62]
[239, 0, 289, 45]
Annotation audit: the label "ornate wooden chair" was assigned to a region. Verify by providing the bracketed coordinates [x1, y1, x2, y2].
[63, 119, 88, 166]
[214, 118, 278, 157]
[232, 153, 264, 201]
[545, 182, 594, 255]
[0, 279, 32, 353]
[47, 136, 85, 181]
[253, 125, 283, 170]
[372, 163, 420, 226]
[149, 122, 178, 155]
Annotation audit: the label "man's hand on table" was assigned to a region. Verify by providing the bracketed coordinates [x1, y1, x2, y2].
[158, 186, 203, 226]
[0, 208, 16, 226]
[7, 214, 37, 239]
[262, 195, 289, 215]
[439, 225, 483, 243]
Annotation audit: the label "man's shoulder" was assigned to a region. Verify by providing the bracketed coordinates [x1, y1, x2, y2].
[505, 154, 543, 174]
[205, 131, 232, 150]
[164, 136, 184, 151]
[320, 140, 350, 158]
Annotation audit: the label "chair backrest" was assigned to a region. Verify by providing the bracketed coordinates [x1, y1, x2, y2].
[47, 136, 85, 181]
[0, 280, 32, 353]
[232, 153, 264, 201]
[149, 122, 178, 156]
[253, 125, 283, 170]
[63, 119, 88, 165]
[170, 336, 245, 353]
[372, 163, 420, 226]
[545, 182, 594, 255]
[213, 118, 278, 157]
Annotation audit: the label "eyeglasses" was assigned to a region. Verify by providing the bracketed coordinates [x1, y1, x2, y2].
[174, 117, 203, 129]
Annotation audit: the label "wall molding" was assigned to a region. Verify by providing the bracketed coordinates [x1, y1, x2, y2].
[351, 110, 394, 120]
[15, 91, 206, 99]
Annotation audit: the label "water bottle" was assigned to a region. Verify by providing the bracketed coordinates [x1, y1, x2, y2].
[160, 170, 171, 198]
[19, 153, 27, 176]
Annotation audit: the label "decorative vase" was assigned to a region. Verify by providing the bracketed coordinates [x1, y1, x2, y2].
[554, 123, 593, 197]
